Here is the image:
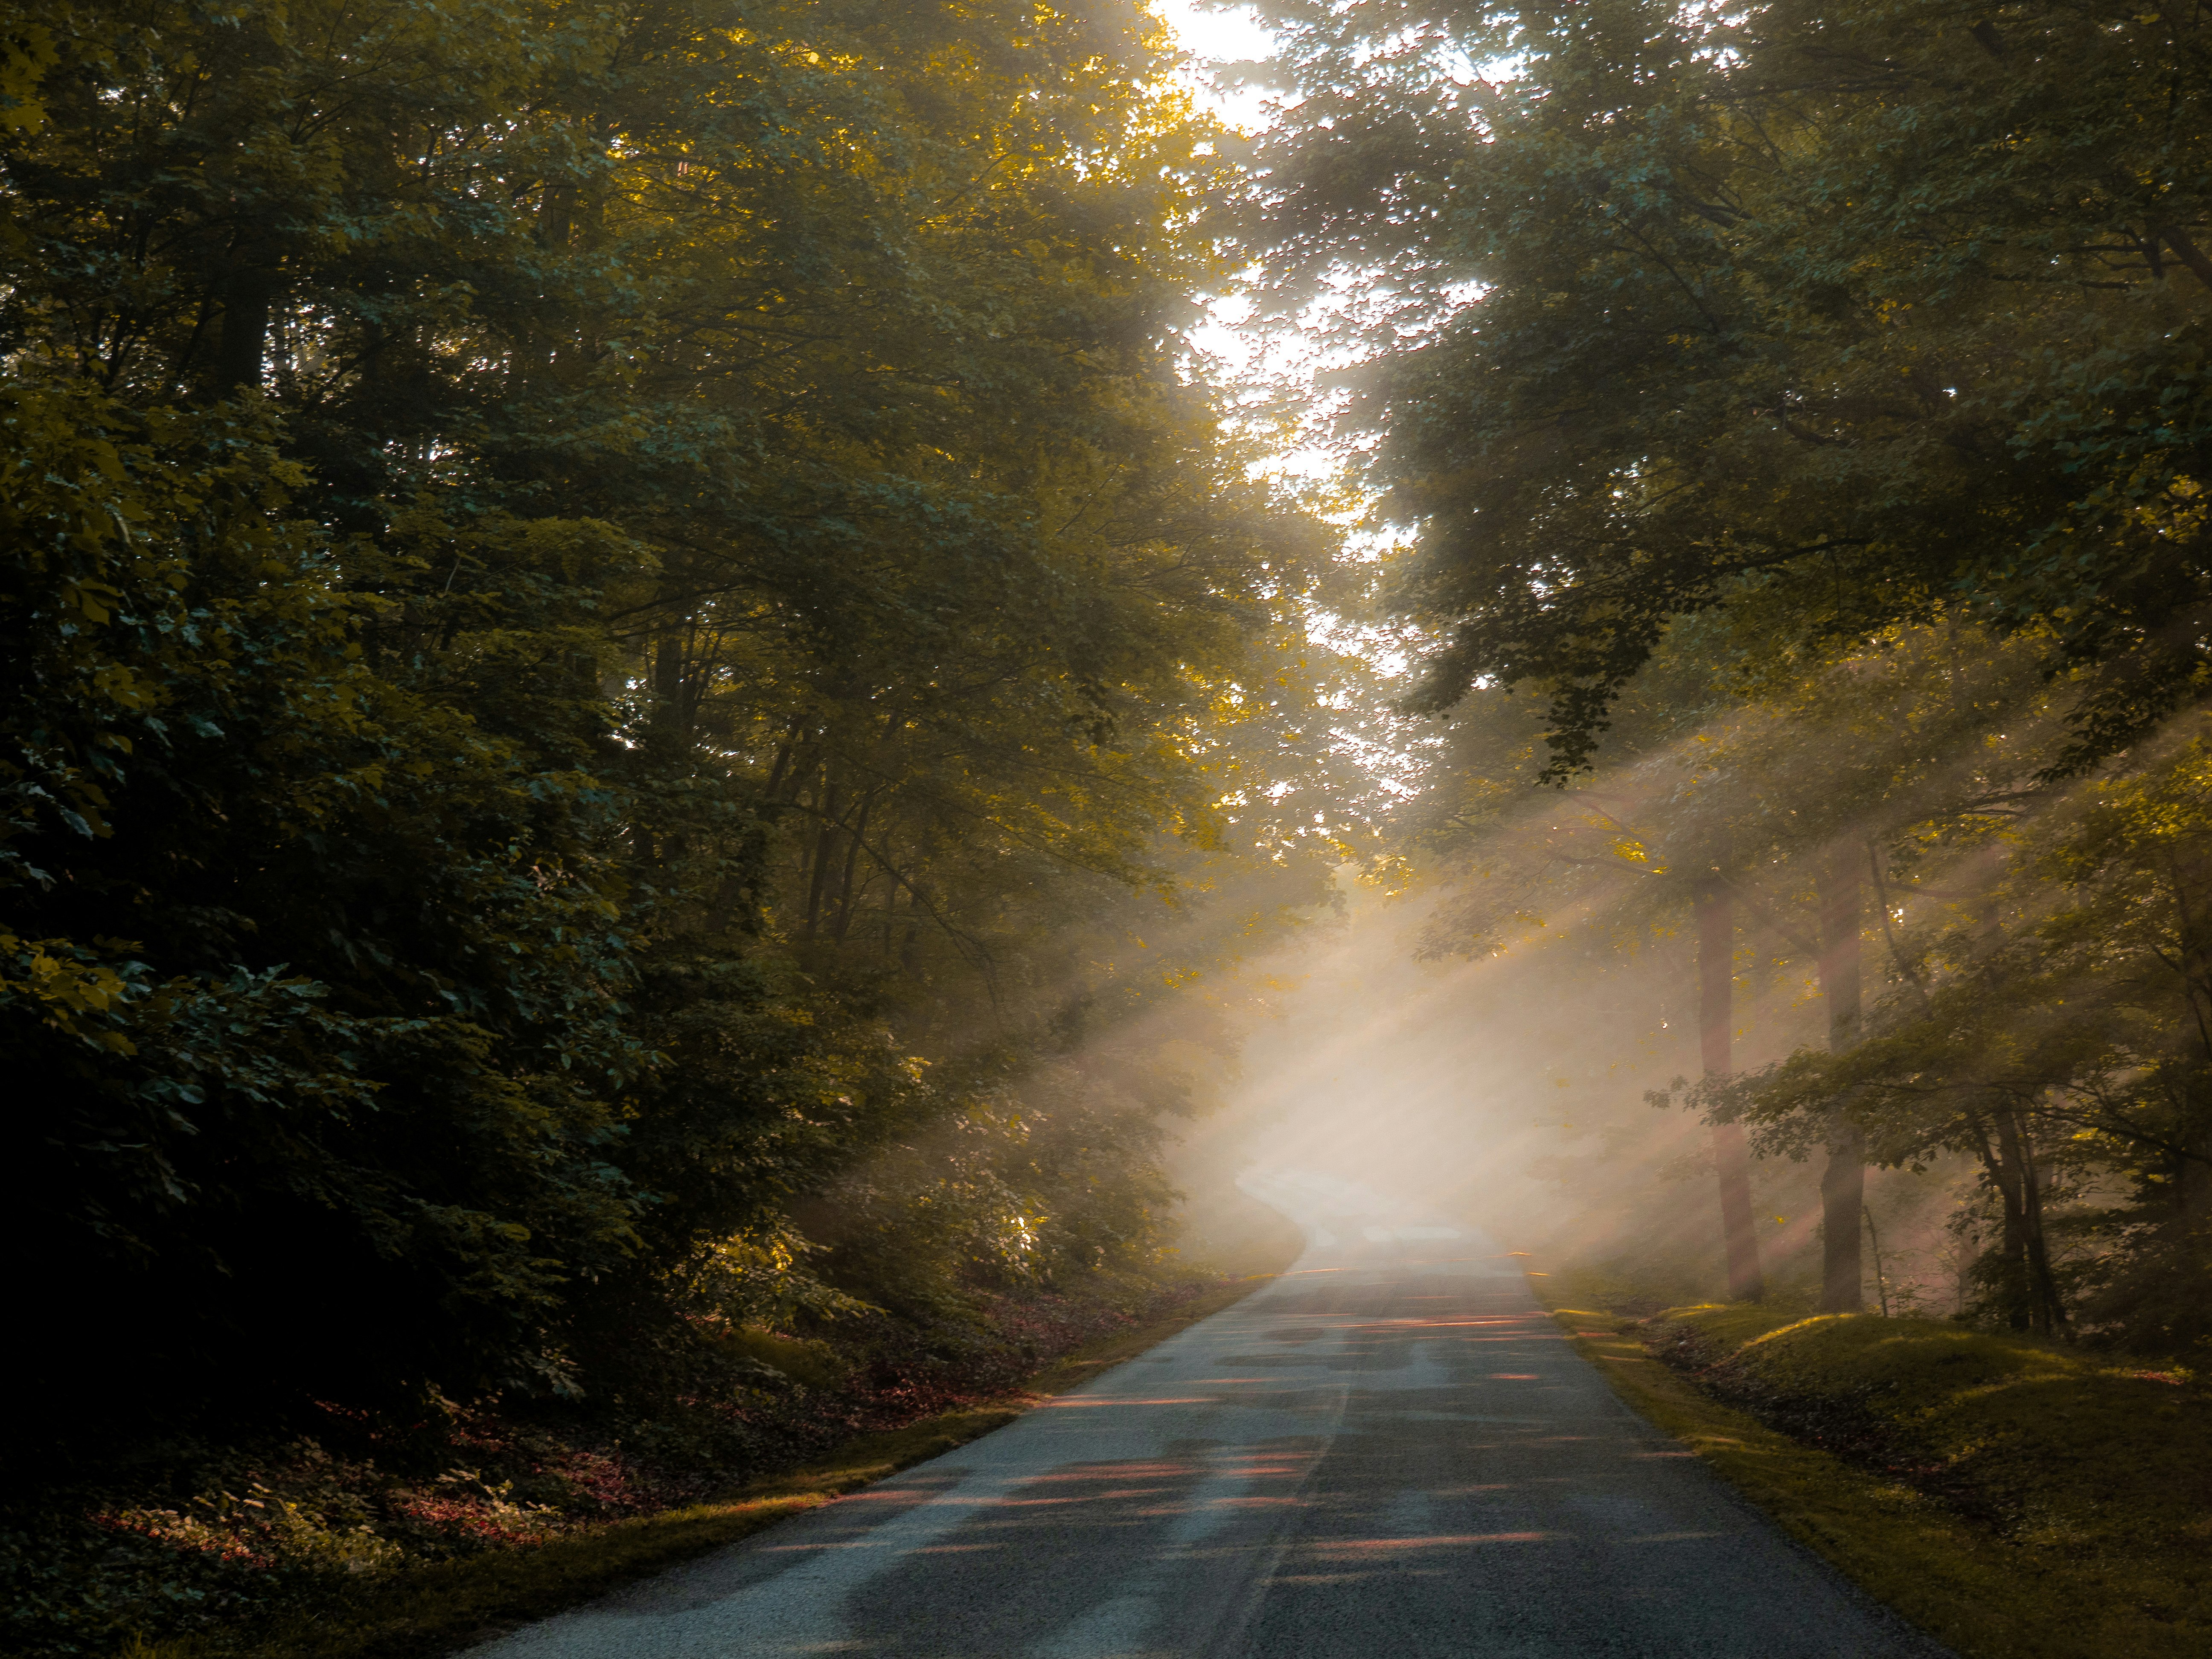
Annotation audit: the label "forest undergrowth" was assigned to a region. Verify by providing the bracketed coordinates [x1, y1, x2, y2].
[5, 1264, 1254, 1659]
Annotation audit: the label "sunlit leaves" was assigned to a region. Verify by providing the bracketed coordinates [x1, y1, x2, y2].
[1244, 0, 2212, 778]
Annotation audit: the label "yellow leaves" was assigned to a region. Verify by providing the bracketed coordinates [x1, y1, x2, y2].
[0, 21, 57, 136]
[2065, 733, 2212, 870]
[0, 930, 140, 1053]
[62, 579, 123, 626]
[87, 662, 160, 712]
[1357, 850, 1415, 897]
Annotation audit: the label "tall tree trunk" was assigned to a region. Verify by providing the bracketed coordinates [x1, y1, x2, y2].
[1816, 850, 1865, 1314]
[2021, 1145, 2067, 1339]
[1697, 879, 1764, 1301]
[650, 623, 693, 867]
[764, 718, 805, 800]
[1967, 1109, 2031, 1330]
[830, 792, 874, 942]
[651, 620, 693, 751]
[216, 269, 272, 394]
[882, 874, 906, 961]
[802, 780, 841, 936]
[520, 183, 576, 390]
[538, 181, 576, 251]
[1961, 894, 2068, 1336]
[1863, 1205, 1891, 1317]
[1995, 1110, 2036, 1331]
[1993, 1105, 2068, 1338]
[898, 886, 925, 972]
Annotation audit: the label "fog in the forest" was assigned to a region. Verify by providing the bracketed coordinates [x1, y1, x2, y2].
[1168, 826, 1980, 1320]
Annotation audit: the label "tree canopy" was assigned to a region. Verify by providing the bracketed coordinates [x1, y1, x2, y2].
[1248, 0, 2212, 775]
[19, 0, 2212, 1645]
[1243, 0, 2212, 1347]
[0, 0, 1351, 1424]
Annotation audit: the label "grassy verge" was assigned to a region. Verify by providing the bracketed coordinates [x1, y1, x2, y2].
[129, 1272, 1283, 1659]
[1534, 1280, 2212, 1659]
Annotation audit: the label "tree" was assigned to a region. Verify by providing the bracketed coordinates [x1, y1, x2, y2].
[1243, 0, 2212, 777]
[1696, 875, 1765, 1301]
[0, 381, 655, 1407]
[1, 0, 1354, 1424]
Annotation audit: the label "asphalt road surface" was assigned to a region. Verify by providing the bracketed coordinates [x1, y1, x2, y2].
[472, 1171, 1948, 1659]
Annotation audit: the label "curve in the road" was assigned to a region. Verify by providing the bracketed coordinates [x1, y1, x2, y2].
[470, 1170, 1949, 1659]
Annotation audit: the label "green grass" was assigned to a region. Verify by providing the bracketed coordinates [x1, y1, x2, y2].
[116, 1272, 1285, 1659]
[1537, 1285, 2212, 1659]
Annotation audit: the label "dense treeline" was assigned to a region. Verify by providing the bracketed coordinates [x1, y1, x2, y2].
[19, 0, 2212, 1642]
[0, 0, 1348, 1436]
[1249, 0, 2212, 1342]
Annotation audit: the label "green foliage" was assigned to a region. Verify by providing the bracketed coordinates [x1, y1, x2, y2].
[1658, 1306, 2212, 1633]
[1275, 0, 2212, 1351]
[0, 1272, 1258, 1659]
[0, 0, 1349, 1474]
[1247, 0, 2212, 777]
[1632, 704, 2212, 1345]
[1543, 1289, 2212, 1659]
[1, 382, 649, 1408]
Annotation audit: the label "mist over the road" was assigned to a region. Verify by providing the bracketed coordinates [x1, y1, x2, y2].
[1168, 871, 1964, 1313]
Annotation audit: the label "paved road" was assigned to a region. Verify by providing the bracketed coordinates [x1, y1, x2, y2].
[473, 1172, 1947, 1658]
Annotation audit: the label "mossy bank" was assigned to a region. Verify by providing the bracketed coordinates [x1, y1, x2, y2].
[1539, 1282, 2212, 1659]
